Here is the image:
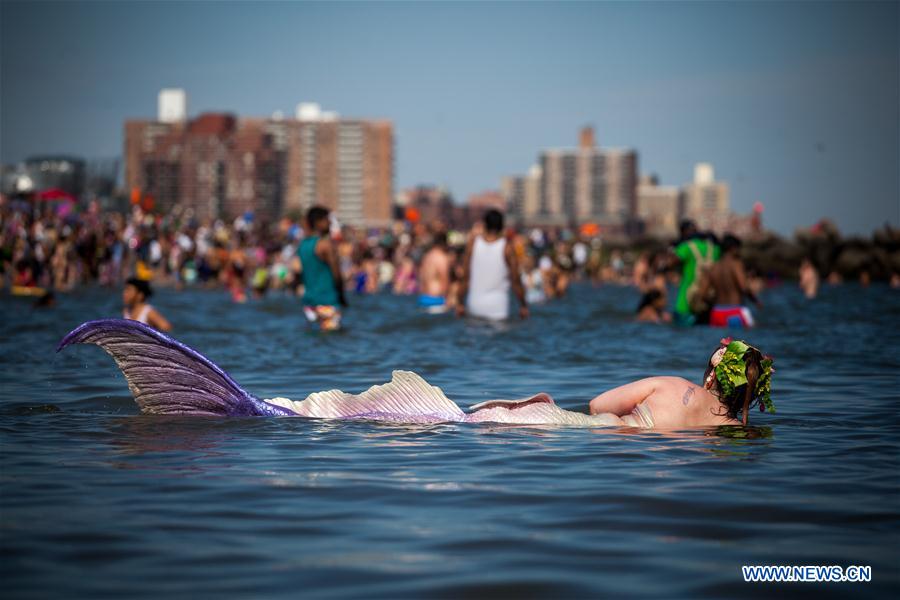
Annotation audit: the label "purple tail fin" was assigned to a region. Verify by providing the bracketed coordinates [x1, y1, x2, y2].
[57, 319, 296, 417]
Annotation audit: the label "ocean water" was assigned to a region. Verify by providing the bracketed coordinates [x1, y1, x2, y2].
[1, 283, 899, 598]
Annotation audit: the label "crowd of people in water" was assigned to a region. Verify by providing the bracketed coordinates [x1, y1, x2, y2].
[1, 198, 893, 332]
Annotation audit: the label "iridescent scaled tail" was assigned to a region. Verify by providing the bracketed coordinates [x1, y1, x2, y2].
[56, 319, 465, 422]
[57, 319, 296, 416]
[58, 319, 624, 428]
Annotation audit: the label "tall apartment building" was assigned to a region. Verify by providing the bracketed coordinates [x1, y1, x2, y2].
[124, 113, 283, 221]
[284, 106, 393, 227]
[125, 94, 393, 226]
[502, 165, 541, 224]
[680, 162, 729, 231]
[507, 127, 637, 228]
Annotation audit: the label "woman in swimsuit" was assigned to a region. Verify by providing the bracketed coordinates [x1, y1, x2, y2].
[590, 338, 774, 428]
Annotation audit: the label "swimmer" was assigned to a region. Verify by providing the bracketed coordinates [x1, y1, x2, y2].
[33, 291, 56, 309]
[298, 206, 347, 332]
[352, 250, 379, 295]
[697, 234, 760, 328]
[589, 338, 773, 428]
[799, 258, 819, 299]
[521, 254, 546, 305]
[60, 320, 774, 430]
[672, 220, 719, 326]
[122, 277, 172, 332]
[635, 289, 671, 323]
[418, 231, 452, 313]
[457, 209, 528, 321]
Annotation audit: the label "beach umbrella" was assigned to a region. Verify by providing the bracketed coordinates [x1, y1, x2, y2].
[37, 188, 77, 202]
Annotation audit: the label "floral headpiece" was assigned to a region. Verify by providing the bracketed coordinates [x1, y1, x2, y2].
[707, 338, 775, 414]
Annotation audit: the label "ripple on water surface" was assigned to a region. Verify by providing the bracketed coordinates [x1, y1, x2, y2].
[1, 284, 899, 598]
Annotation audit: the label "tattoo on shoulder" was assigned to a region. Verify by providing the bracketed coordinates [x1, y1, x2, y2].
[682, 387, 695, 405]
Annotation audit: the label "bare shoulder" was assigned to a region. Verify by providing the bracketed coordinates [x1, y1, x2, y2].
[648, 376, 695, 391]
[645, 376, 706, 405]
[315, 236, 334, 258]
[504, 241, 518, 261]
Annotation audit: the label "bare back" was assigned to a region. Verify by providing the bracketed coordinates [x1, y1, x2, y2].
[590, 376, 739, 429]
[419, 247, 451, 297]
[707, 255, 747, 306]
[639, 377, 739, 428]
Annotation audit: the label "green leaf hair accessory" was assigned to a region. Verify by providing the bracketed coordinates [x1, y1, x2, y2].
[713, 340, 775, 414]
[714, 340, 749, 399]
[757, 356, 775, 414]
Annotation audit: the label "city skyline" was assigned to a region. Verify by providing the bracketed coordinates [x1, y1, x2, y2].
[124, 100, 395, 225]
[2, 1, 897, 235]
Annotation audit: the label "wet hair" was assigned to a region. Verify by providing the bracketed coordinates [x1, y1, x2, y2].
[721, 234, 741, 254]
[33, 291, 55, 308]
[636, 289, 663, 313]
[679, 219, 697, 239]
[704, 345, 764, 424]
[484, 209, 504, 233]
[432, 231, 448, 248]
[126, 277, 153, 299]
[306, 205, 330, 229]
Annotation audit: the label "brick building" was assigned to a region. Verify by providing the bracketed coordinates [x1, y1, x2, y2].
[124, 94, 393, 225]
[396, 185, 455, 227]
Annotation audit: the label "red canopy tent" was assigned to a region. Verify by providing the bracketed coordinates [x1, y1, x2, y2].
[36, 188, 77, 203]
[35, 188, 77, 216]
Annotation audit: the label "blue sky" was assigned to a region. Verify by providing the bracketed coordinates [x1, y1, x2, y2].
[1, 1, 897, 235]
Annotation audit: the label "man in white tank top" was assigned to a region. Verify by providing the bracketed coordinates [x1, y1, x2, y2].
[456, 210, 528, 321]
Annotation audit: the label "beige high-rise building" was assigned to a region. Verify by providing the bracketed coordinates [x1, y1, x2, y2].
[536, 128, 637, 227]
[501, 164, 541, 225]
[680, 162, 729, 230]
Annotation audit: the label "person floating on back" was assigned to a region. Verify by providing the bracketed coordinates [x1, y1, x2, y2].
[122, 277, 172, 332]
[696, 234, 761, 328]
[298, 206, 347, 332]
[456, 209, 528, 321]
[589, 338, 774, 428]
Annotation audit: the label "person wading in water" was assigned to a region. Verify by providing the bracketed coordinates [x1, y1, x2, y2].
[298, 206, 347, 332]
[456, 209, 528, 321]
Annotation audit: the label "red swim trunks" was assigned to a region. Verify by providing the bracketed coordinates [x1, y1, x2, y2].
[709, 305, 754, 328]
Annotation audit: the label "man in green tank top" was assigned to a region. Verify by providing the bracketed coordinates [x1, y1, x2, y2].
[298, 206, 347, 331]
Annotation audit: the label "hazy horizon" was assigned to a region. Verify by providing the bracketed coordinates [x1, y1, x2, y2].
[1, 1, 897, 236]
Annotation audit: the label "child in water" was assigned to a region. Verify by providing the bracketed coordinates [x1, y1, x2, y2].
[636, 289, 671, 323]
[122, 277, 172, 332]
[590, 339, 774, 428]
